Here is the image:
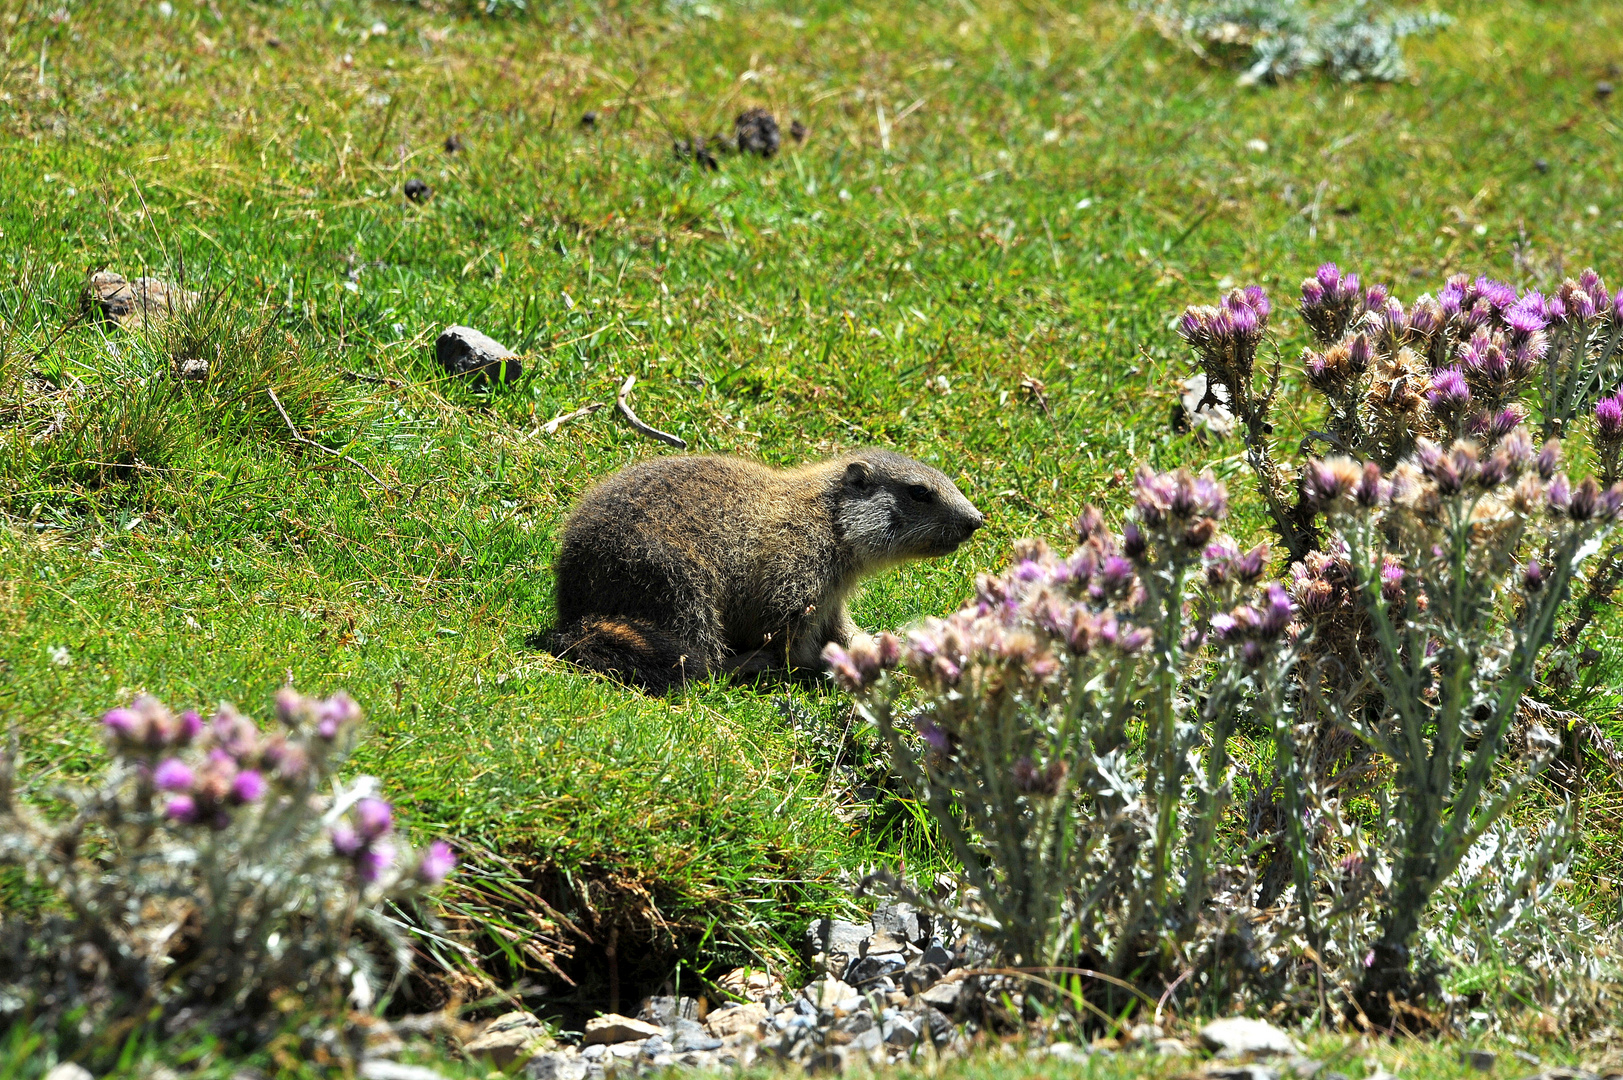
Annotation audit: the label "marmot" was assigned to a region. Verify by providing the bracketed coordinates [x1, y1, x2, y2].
[549, 449, 984, 692]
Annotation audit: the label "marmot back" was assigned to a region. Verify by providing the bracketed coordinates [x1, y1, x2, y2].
[550, 449, 984, 692]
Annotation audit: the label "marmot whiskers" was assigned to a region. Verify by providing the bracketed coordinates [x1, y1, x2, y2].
[549, 449, 984, 692]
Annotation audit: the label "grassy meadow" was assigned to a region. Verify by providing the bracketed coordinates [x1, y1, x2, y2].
[4, 0, 1623, 1027]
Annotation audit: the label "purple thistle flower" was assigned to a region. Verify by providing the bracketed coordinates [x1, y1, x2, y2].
[1380, 560, 1405, 603]
[331, 823, 363, 858]
[1543, 293, 1567, 323]
[1548, 474, 1572, 512]
[153, 758, 194, 793]
[1347, 333, 1372, 372]
[915, 716, 951, 752]
[1100, 555, 1135, 596]
[1409, 299, 1441, 338]
[1242, 284, 1271, 320]
[1504, 299, 1548, 337]
[876, 632, 902, 668]
[1597, 394, 1623, 441]
[165, 795, 200, 825]
[356, 797, 394, 840]
[178, 710, 204, 742]
[1364, 283, 1389, 310]
[358, 841, 396, 884]
[1523, 559, 1545, 593]
[1580, 268, 1603, 294]
[1300, 279, 1326, 307]
[1316, 262, 1342, 291]
[315, 692, 361, 740]
[1438, 282, 1464, 318]
[1234, 543, 1268, 581]
[230, 769, 267, 804]
[1569, 477, 1602, 521]
[1259, 583, 1294, 638]
[1475, 277, 1518, 311]
[1121, 521, 1147, 561]
[1426, 367, 1470, 411]
[417, 841, 457, 886]
[1210, 612, 1238, 641]
[1177, 307, 1207, 342]
[1537, 439, 1562, 479]
[103, 707, 141, 741]
[1239, 640, 1266, 668]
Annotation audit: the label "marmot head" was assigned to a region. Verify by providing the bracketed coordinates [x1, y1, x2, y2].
[834, 450, 985, 565]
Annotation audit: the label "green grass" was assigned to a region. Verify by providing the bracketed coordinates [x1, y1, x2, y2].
[4, 0, 1623, 1025]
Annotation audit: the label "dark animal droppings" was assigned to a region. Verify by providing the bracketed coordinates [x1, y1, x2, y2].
[734, 107, 780, 157]
[790, 119, 808, 144]
[581, 110, 598, 128]
[444, 134, 463, 154]
[404, 178, 431, 202]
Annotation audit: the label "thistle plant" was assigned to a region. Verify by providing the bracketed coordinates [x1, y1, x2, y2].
[1290, 437, 1621, 1018]
[826, 468, 1295, 974]
[0, 688, 454, 1054]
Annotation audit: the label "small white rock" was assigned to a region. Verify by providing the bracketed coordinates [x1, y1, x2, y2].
[45, 1066, 94, 1080]
[1200, 1016, 1300, 1059]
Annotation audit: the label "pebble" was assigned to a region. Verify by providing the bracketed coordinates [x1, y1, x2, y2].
[582, 1013, 664, 1046]
[1201, 1016, 1299, 1059]
[704, 1003, 767, 1039]
[1463, 1051, 1498, 1072]
[358, 1064, 450, 1080]
[463, 1010, 551, 1067]
[44, 1067, 94, 1080]
[435, 324, 522, 383]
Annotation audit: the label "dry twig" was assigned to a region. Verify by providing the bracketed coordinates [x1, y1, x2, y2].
[265, 388, 396, 494]
[539, 401, 604, 436]
[616, 375, 687, 449]
[341, 369, 407, 389]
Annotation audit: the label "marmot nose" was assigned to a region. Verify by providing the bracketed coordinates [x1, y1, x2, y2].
[967, 511, 986, 532]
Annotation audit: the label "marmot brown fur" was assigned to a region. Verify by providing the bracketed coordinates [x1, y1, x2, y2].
[549, 449, 984, 692]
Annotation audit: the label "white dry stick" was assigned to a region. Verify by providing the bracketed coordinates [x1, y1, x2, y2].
[539, 401, 604, 436]
[266, 388, 396, 493]
[616, 375, 687, 449]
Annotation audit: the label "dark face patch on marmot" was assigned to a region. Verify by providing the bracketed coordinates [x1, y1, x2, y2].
[834, 450, 985, 564]
[546, 448, 984, 693]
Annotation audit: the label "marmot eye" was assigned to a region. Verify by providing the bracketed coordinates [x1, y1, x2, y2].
[906, 484, 936, 503]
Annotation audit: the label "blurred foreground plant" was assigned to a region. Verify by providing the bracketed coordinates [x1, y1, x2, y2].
[0, 689, 454, 1056]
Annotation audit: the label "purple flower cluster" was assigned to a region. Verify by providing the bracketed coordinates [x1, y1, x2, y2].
[822, 632, 902, 693]
[1177, 286, 1271, 353]
[331, 797, 398, 883]
[1209, 582, 1295, 666]
[1299, 262, 1366, 345]
[103, 697, 204, 758]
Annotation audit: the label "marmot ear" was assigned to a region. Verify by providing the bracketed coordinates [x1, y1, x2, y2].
[843, 460, 873, 490]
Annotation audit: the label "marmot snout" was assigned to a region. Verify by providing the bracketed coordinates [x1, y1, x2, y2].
[549, 449, 983, 692]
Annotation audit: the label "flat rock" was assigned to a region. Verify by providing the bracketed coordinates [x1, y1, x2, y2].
[638, 995, 699, 1026]
[717, 966, 784, 1003]
[1176, 372, 1236, 438]
[464, 1010, 551, 1067]
[802, 975, 862, 1012]
[582, 1013, 664, 1046]
[359, 1064, 450, 1080]
[44, 1067, 94, 1080]
[84, 271, 198, 330]
[1200, 1017, 1300, 1060]
[436, 325, 522, 383]
[704, 1002, 767, 1039]
[525, 1052, 588, 1080]
[1206, 1066, 1279, 1080]
[917, 979, 962, 1013]
[804, 918, 870, 973]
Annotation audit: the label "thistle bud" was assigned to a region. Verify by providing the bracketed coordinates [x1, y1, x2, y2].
[1523, 558, 1545, 593]
[1536, 439, 1562, 480]
[1426, 367, 1470, 413]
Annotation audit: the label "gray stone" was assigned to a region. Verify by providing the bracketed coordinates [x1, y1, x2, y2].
[436, 325, 521, 383]
[805, 918, 871, 973]
[1047, 1042, 1087, 1061]
[1177, 373, 1236, 439]
[1156, 1038, 1195, 1057]
[844, 952, 905, 989]
[1205, 1066, 1279, 1080]
[1200, 1017, 1299, 1060]
[44, 1067, 94, 1080]
[638, 995, 698, 1026]
[84, 271, 198, 331]
[918, 979, 962, 1014]
[672, 1030, 722, 1053]
[872, 902, 924, 945]
[360, 1065, 451, 1080]
[881, 1015, 919, 1047]
[802, 976, 861, 1012]
[525, 1052, 589, 1080]
[1462, 1052, 1497, 1073]
[920, 942, 954, 969]
[606, 1041, 644, 1060]
[834, 1010, 874, 1036]
[583, 1014, 664, 1047]
[464, 1010, 551, 1068]
[704, 1002, 767, 1039]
